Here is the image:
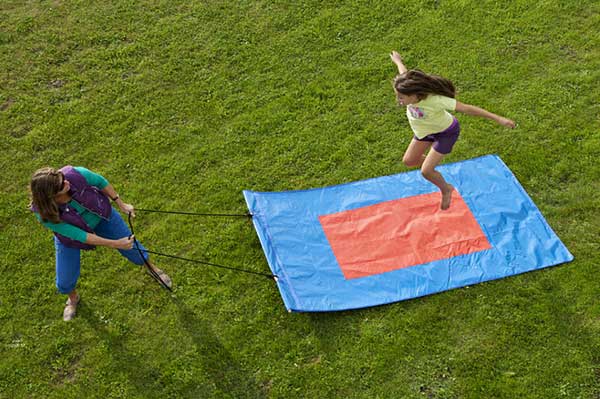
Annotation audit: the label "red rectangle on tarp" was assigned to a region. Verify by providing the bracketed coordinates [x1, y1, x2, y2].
[319, 191, 492, 279]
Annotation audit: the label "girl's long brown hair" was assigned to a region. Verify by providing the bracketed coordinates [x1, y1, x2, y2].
[30, 167, 63, 223]
[393, 69, 456, 100]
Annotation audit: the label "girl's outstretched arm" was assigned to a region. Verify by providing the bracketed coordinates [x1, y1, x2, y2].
[455, 101, 516, 128]
[390, 51, 408, 74]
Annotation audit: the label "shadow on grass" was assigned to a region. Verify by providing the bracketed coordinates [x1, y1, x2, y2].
[171, 296, 267, 399]
[79, 297, 266, 398]
[79, 305, 165, 398]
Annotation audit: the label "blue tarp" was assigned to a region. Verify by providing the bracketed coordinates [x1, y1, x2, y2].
[243, 155, 573, 312]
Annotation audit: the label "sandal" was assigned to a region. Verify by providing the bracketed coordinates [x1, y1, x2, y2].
[151, 268, 172, 289]
[63, 294, 80, 321]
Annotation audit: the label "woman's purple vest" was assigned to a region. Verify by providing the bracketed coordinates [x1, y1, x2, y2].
[33, 166, 112, 250]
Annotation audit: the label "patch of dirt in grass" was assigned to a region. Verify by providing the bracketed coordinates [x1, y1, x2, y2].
[1, 98, 15, 111]
[9, 125, 31, 138]
[260, 378, 273, 395]
[48, 79, 66, 89]
[53, 352, 83, 386]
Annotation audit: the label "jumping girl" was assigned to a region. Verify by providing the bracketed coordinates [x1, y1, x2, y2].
[390, 50, 516, 210]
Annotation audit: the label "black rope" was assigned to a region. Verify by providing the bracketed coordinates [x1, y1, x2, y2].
[139, 249, 276, 280]
[136, 208, 252, 218]
[127, 211, 276, 281]
[128, 213, 173, 291]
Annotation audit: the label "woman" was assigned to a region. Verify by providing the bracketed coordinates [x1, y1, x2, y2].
[30, 165, 172, 321]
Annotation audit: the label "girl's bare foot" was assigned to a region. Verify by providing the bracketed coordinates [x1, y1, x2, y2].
[441, 184, 454, 210]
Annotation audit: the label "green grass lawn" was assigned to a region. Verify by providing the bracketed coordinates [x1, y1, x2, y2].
[2, 0, 600, 397]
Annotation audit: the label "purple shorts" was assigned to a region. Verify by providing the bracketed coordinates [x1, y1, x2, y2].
[414, 118, 460, 154]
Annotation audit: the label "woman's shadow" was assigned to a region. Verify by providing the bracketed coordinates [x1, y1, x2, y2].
[81, 296, 266, 398]
[172, 296, 266, 398]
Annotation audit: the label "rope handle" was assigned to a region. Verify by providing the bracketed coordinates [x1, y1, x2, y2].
[128, 213, 173, 291]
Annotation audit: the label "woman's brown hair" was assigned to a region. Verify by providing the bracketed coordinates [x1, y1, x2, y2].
[393, 69, 456, 100]
[29, 167, 63, 223]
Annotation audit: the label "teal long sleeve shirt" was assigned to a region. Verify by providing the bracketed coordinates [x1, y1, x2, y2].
[35, 167, 110, 243]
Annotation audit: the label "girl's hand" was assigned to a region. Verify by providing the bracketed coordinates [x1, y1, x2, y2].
[497, 117, 516, 129]
[390, 50, 403, 65]
[114, 235, 135, 250]
[390, 50, 408, 74]
[118, 202, 135, 217]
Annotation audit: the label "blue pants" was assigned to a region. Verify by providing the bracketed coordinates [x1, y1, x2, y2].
[54, 207, 149, 294]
